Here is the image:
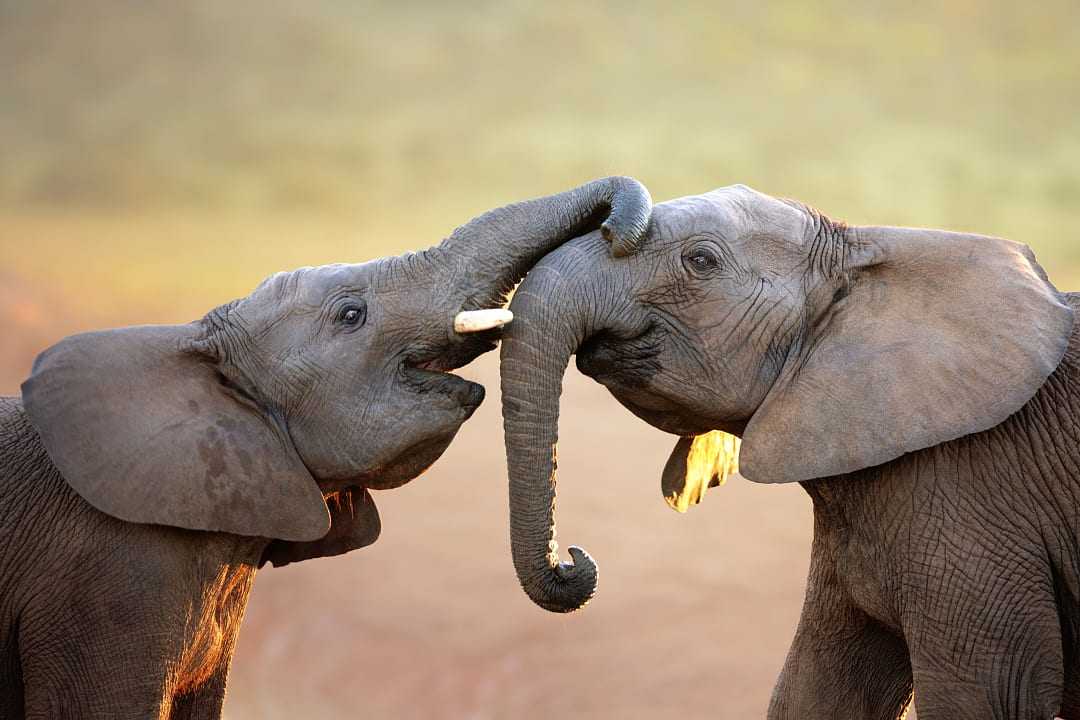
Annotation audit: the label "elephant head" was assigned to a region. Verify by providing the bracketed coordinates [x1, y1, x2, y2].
[20, 177, 651, 566]
[500, 184, 1074, 612]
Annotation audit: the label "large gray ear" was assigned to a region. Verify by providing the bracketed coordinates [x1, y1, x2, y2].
[740, 226, 1075, 484]
[261, 486, 381, 567]
[21, 324, 330, 541]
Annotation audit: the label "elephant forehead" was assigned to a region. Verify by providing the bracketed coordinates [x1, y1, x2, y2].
[297, 263, 373, 301]
[653, 193, 739, 232]
[653, 186, 809, 244]
[249, 263, 373, 307]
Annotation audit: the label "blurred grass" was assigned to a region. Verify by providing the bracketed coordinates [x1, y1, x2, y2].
[3, 2, 1079, 232]
[4, 0, 1078, 381]
[2, 0, 1079, 374]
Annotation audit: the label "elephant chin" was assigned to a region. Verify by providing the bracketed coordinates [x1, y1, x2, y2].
[606, 388, 723, 438]
[359, 430, 462, 490]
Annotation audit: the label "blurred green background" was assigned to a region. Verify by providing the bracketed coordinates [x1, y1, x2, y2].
[4, 1, 1079, 329]
[2, 2, 1078, 717]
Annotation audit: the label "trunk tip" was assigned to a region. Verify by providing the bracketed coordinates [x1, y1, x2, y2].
[601, 176, 652, 258]
[525, 545, 598, 614]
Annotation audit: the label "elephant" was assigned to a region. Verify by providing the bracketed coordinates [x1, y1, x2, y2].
[0, 176, 652, 720]
[498, 184, 1080, 719]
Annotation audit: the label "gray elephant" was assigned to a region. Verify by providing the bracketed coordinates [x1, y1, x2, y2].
[499, 184, 1079, 719]
[0, 177, 651, 719]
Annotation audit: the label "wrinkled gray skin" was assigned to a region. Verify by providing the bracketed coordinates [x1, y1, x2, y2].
[0, 177, 651, 719]
[501, 185, 1080, 719]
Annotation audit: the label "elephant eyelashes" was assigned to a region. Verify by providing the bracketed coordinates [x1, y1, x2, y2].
[337, 304, 367, 327]
[683, 246, 722, 275]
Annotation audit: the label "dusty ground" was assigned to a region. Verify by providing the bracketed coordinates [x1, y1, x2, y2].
[226, 354, 814, 719]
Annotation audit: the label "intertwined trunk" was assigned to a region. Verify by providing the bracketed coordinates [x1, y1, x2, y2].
[499, 240, 608, 612]
[425, 176, 650, 312]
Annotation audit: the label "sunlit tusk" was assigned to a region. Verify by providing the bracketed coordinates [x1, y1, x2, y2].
[453, 309, 514, 334]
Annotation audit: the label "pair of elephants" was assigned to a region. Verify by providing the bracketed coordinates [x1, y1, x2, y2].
[1, 177, 1078, 719]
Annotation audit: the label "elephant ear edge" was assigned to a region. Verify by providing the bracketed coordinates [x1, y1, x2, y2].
[739, 226, 1075, 484]
[21, 324, 331, 541]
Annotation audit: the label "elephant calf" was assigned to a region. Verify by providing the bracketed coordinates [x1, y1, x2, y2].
[0, 177, 651, 719]
[499, 184, 1080, 719]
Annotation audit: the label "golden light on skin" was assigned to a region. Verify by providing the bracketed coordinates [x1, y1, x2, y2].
[664, 431, 740, 513]
[174, 561, 257, 696]
[547, 444, 560, 568]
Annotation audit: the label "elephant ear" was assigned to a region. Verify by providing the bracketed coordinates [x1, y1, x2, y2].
[21, 324, 330, 541]
[261, 486, 381, 567]
[740, 226, 1075, 484]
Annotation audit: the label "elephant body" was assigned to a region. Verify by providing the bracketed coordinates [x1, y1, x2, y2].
[0, 177, 653, 718]
[0, 396, 262, 719]
[498, 184, 1079, 718]
[776, 294, 1080, 719]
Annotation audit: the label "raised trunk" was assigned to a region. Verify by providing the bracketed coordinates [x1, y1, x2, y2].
[500, 240, 604, 612]
[431, 176, 651, 312]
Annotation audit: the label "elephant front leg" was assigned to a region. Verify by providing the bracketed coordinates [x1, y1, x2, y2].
[769, 562, 913, 720]
[167, 663, 230, 720]
[905, 590, 1064, 720]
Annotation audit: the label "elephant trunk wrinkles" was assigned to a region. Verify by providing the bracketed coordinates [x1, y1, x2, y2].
[433, 177, 650, 311]
[500, 247, 603, 612]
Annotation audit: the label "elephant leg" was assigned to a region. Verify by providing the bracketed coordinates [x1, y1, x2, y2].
[906, 587, 1063, 719]
[20, 642, 171, 720]
[21, 658, 169, 720]
[0, 631, 25, 719]
[18, 601, 172, 719]
[168, 663, 230, 720]
[1062, 670, 1080, 719]
[768, 561, 913, 720]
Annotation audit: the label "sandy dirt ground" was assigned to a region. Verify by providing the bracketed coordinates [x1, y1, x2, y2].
[225, 354, 816, 719]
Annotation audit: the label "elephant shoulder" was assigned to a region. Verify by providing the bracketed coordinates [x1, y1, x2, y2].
[1063, 291, 1080, 320]
[1017, 293, 1080, 428]
[0, 395, 96, 536]
[1058, 293, 1080, 367]
[0, 395, 53, 480]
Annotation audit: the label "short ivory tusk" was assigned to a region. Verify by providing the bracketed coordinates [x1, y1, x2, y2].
[453, 309, 514, 334]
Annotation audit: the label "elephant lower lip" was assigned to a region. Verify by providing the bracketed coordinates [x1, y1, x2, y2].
[460, 380, 485, 416]
[575, 348, 624, 383]
[402, 364, 485, 412]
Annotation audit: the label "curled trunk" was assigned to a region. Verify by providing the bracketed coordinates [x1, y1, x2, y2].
[500, 240, 608, 612]
[430, 176, 651, 312]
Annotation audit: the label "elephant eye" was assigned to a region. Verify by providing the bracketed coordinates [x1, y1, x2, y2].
[684, 246, 722, 274]
[337, 304, 367, 327]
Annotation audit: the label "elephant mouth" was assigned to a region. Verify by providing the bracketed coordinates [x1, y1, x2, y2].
[576, 330, 723, 437]
[575, 325, 663, 388]
[402, 353, 486, 416]
[343, 345, 486, 492]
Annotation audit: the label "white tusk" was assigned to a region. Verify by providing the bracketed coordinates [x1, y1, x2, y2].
[454, 309, 513, 334]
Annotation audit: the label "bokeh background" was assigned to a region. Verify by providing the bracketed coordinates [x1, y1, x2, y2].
[3, 2, 1079, 717]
